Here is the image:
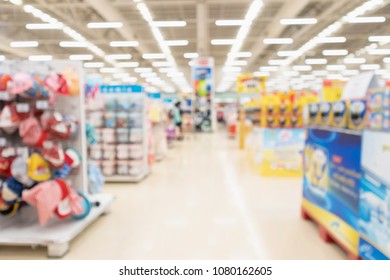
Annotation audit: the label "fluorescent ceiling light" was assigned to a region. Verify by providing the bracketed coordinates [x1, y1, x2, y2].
[327, 74, 343, 80]
[260, 66, 278, 72]
[313, 70, 328, 76]
[277, 51, 301, 57]
[152, 21, 186, 27]
[84, 62, 104, 68]
[226, 60, 247, 66]
[28, 55, 52, 61]
[183, 53, 198, 59]
[122, 77, 138, 83]
[167, 72, 184, 78]
[284, 71, 299, 77]
[105, 54, 132, 60]
[228, 52, 252, 58]
[59, 41, 88, 48]
[0, 55, 5, 61]
[116, 62, 140, 68]
[9, 0, 22, 5]
[254, 71, 270, 77]
[211, 39, 236, 45]
[143, 53, 166, 59]
[343, 57, 366, 64]
[100, 67, 120, 73]
[280, 18, 318, 25]
[110, 41, 139, 47]
[152, 61, 174, 67]
[140, 72, 157, 78]
[223, 67, 242, 72]
[305, 58, 327, 65]
[87, 22, 123, 29]
[384, 57, 390, 63]
[113, 73, 130, 79]
[368, 49, 390, 55]
[369, 36, 390, 42]
[159, 68, 176, 73]
[342, 70, 359, 76]
[302, 75, 315, 79]
[215, 20, 245, 26]
[26, 23, 63, 29]
[268, 59, 288, 65]
[326, 65, 346, 71]
[360, 64, 380, 70]
[135, 67, 153, 73]
[263, 38, 293, 45]
[293, 65, 312, 71]
[346, 17, 386, 23]
[10, 41, 39, 48]
[322, 49, 348, 56]
[315, 36, 346, 43]
[69, 54, 93, 61]
[165, 40, 188, 46]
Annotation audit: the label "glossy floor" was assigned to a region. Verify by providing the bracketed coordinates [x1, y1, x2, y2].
[1, 132, 346, 259]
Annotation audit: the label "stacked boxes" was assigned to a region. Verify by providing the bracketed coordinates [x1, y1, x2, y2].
[366, 88, 390, 132]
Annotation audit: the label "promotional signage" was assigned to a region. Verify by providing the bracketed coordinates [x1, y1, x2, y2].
[302, 128, 362, 255]
[322, 80, 345, 102]
[192, 57, 214, 132]
[236, 74, 266, 94]
[100, 85, 143, 94]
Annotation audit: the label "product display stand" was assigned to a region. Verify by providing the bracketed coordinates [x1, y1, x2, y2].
[89, 85, 149, 183]
[0, 60, 113, 257]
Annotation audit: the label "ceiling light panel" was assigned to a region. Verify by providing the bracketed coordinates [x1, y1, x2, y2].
[293, 65, 312, 71]
[315, 37, 347, 43]
[326, 65, 346, 71]
[116, 62, 140, 68]
[143, 53, 166, 59]
[305, 58, 327, 65]
[59, 41, 88, 48]
[346, 17, 386, 23]
[84, 62, 105, 68]
[28, 55, 52, 61]
[10, 41, 39, 48]
[69, 54, 93, 61]
[263, 38, 293, 45]
[277, 51, 301, 57]
[183, 53, 199, 59]
[322, 49, 348, 56]
[26, 23, 63, 29]
[105, 54, 132, 60]
[343, 57, 366, 64]
[360, 64, 380, 70]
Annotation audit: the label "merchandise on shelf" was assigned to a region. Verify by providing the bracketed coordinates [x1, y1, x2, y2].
[366, 88, 390, 132]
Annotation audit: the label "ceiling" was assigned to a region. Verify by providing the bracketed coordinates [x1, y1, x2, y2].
[0, 0, 390, 93]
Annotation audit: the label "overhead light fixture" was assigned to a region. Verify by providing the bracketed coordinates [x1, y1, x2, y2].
[140, 72, 157, 78]
[110, 41, 139, 47]
[122, 77, 138, 83]
[116, 62, 140, 68]
[280, 18, 318, 25]
[315, 36, 347, 43]
[342, 70, 360, 76]
[277, 51, 301, 57]
[368, 36, 390, 42]
[152, 61, 174, 67]
[302, 75, 315, 80]
[313, 70, 328, 76]
[167, 72, 184, 78]
[183, 53, 199, 59]
[360, 64, 380, 70]
[260, 66, 278, 72]
[10, 41, 39, 48]
[327, 74, 343, 80]
[0, 55, 5, 61]
[84, 62, 105, 68]
[228, 52, 252, 58]
[268, 59, 288, 65]
[305, 58, 327, 65]
[59, 41, 88, 48]
[293, 65, 312, 71]
[100, 67, 120, 73]
[159, 68, 176, 73]
[263, 38, 293, 45]
[69, 54, 94, 61]
[226, 60, 247, 66]
[113, 73, 130, 79]
[322, 49, 348, 56]
[223, 67, 242, 72]
[326, 65, 346, 71]
[368, 49, 390, 55]
[384, 57, 390, 63]
[152, 21, 186, 27]
[164, 40, 188, 46]
[143, 53, 166, 59]
[28, 55, 53, 61]
[343, 57, 366, 64]
[253, 71, 270, 77]
[135, 67, 153, 73]
[215, 20, 245, 26]
[284, 71, 300, 77]
[26, 23, 63, 29]
[105, 54, 132, 60]
[346, 16, 386, 23]
[87, 22, 123, 29]
[211, 39, 236, 45]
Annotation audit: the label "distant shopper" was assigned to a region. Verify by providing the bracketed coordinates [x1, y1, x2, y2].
[173, 101, 183, 140]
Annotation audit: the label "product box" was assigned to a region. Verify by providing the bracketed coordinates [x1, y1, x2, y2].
[366, 110, 390, 132]
[367, 89, 390, 111]
[319, 102, 332, 126]
[291, 115, 303, 128]
[331, 101, 348, 128]
[348, 100, 367, 130]
[265, 115, 278, 128]
[308, 103, 319, 126]
[278, 115, 289, 128]
[279, 101, 292, 115]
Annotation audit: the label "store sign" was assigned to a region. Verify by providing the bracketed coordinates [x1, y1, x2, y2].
[342, 72, 378, 100]
[100, 85, 143, 94]
[236, 74, 266, 93]
[322, 80, 345, 102]
[192, 57, 214, 132]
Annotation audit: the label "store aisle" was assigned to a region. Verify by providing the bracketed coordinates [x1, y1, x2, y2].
[1, 132, 346, 260]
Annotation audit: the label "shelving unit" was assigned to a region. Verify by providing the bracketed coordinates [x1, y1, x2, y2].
[0, 60, 114, 257]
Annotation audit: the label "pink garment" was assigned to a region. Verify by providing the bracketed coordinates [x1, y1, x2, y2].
[22, 181, 62, 226]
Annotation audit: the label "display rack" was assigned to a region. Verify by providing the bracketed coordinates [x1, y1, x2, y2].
[0, 60, 113, 257]
[88, 85, 149, 183]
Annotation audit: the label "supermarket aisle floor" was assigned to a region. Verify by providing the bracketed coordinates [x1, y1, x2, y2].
[1, 131, 345, 260]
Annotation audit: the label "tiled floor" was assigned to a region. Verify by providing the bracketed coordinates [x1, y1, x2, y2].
[0, 131, 346, 259]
